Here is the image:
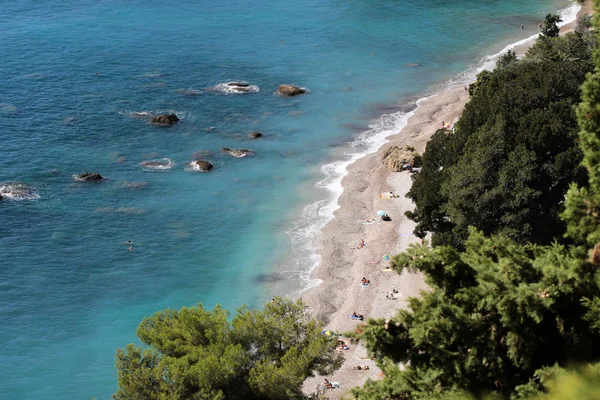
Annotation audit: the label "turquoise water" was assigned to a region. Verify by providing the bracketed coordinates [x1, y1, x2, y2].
[0, 0, 574, 398]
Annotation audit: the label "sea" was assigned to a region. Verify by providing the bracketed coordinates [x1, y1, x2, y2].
[0, 0, 578, 398]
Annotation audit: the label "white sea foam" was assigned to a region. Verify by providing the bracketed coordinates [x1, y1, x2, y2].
[210, 81, 260, 94]
[282, 0, 583, 297]
[139, 158, 175, 171]
[0, 183, 40, 201]
[285, 98, 426, 296]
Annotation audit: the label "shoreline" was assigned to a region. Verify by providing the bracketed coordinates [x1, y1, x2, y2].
[299, 0, 590, 396]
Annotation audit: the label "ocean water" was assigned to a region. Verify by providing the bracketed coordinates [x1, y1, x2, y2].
[0, 0, 576, 398]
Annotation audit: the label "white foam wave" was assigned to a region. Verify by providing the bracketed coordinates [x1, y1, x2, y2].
[285, 98, 426, 295]
[0, 183, 40, 201]
[140, 158, 175, 171]
[210, 81, 260, 94]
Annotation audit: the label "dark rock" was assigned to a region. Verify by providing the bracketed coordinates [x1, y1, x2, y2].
[75, 172, 104, 182]
[276, 84, 306, 96]
[249, 131, 263, 139]
[190, 160, 214, 172]
[151, 113, 179, 125]
[381, 145, 421, 172]
[221, 148, 254, 158]
[228, 82, 250, 87]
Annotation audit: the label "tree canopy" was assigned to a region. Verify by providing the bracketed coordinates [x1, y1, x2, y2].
[406, 31, 595, 248]
[113, 298, 341, 400]
[353, 6, 600, 399]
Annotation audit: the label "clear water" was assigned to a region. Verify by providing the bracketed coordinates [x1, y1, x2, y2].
[0, 0, 574, 398]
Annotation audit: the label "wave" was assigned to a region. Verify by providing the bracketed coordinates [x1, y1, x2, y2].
[139, 158, 175, 171]
[209, 81, 260, 94]
[0, 183, 40, 201]
[282, 0, 583, 297]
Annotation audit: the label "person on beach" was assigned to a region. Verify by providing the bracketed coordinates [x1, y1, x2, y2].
[357, 239, 366, 249]
[354, 365, 370, 370]
[351, 312, 364, 320]
[361, 277, 371, 286]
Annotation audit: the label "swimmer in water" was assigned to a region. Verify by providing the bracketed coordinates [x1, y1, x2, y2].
[128, 246, 134, 251]
[125, 240, 132, 244]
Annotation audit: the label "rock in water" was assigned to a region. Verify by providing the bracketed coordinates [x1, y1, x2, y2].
[221, 148, 254, 158]
[75, 172, 104, 181]
[276, 84, 305, 96]
[190, 160, 214, 172]
[249, 131, 263, 139]
[381, 145, 421, 172]
[0, 193, 3, 201]
[151, 113, 179, 125]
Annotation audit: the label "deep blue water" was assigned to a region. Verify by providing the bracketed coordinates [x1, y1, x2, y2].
[0, 0, 574, 398]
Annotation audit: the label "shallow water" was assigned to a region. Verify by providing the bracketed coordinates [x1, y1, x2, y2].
[0, 0, 574, 398]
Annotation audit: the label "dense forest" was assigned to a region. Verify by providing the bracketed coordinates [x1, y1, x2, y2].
[112, 8, 600, 400]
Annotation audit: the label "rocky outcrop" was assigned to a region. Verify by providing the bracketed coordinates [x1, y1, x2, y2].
[276, 84, 306, 96]
[75, 172, 104, 181]
[249, 131, 263, 139]
[221, 148, 254, 158]
[381, 145, 421, 172]
[151, 114, 179, 125]
[190, 160, 214, 172]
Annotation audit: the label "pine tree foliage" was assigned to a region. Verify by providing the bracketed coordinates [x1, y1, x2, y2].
[406, 32, 595, 248]
[353, 3, 600, 399]
[113, 298, 341, 400]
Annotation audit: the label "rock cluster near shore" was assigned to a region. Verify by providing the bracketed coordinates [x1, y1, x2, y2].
[190, 159, 214, 172]
[75, 172, 104, 181]
[277, 84, 305, 96]
[151, 113, 179, 125]
[381, 145, 421, 172]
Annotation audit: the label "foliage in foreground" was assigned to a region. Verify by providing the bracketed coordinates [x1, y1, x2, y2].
[113, 298, 341, 400]
[352, 6, 600, 400]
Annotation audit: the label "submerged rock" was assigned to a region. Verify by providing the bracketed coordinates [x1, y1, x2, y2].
[190, 160, 214, 172]
[249, 131, 263, 139]
[221, 148, 254, 158]
[140, 158, 174, 170]
[276, 84, 306, 96]
[151, 113, 179, 125]
[75, 172, 104, 182]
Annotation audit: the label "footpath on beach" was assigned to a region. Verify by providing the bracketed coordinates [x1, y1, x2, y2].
[300, 1, 592, 397]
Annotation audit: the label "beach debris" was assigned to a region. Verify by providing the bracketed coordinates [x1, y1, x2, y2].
[74, 172, 104, 182]
[150, 113, 179, 125]
[276, 84, 306, 96]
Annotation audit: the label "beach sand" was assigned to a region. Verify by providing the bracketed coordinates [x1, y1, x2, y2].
[301, 2, 591, 398]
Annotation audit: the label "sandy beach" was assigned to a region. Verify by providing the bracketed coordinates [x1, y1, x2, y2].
[301, 2, 591, 397]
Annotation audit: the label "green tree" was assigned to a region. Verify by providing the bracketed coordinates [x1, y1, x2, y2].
[114, 298, 341, 400]
[541, 14, 562, 38]
[496, 50, 517, 69]
[353, 4, 600, 399]
[406, 32, 593, 248]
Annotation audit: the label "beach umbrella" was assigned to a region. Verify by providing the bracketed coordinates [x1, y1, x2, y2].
[377, 210, 387, 216]
[383, 254, 392, 261]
